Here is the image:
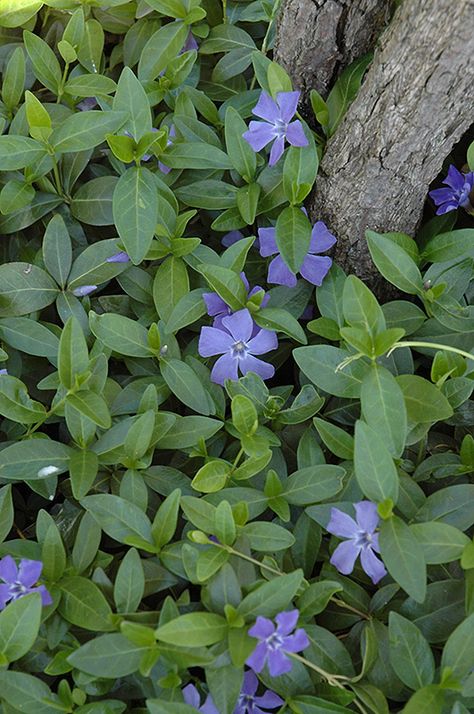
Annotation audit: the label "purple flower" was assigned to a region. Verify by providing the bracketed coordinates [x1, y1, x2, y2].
[222, 230, 245, 247]
[77, 97, 98, 111]
[0, 556, 52, 610]
[243, 91, 308, 166]
[72, 285, 97, 297]
[158, 125, 176, 174]
[106, 251, 130, 263]
[234, 671, 284, 714]
[198, 308, 277, 385]
[429, 165, 474, 214]
[141, 127, 159, 162]
[181, 31, 198, 53]
[0, 369, 7, 375]
[203, 273, 269, 329]
[326, 501, 387, 585]
[246, 610, 309, 677]
[259, 220, 336, 287]
[182, 684, 218, 714]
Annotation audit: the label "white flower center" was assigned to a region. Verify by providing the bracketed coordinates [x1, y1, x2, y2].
[231, 340, 248, 359]
[273, 118, 288, 138]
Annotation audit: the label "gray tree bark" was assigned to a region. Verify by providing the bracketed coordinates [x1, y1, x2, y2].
[308, 0, 474, 285]
[274, 0, 393, 101]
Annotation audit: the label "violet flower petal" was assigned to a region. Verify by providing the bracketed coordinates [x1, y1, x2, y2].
[242, 670, 259, 696]
[445, 165, 465, 190]
[285, 120, 308, 147]
[252, 92, 280, 122]
[248, 616, 275, 639]
[275, 609, 299, 636]
[360, 547, 387, 584]
[282, 629, 310, 653]
[0, 555, 17, 583]
[198, 326, 233, 357]
[221, 308, 253, 343]
[222, 230, 244, 247]
[247, 329, 278, 355]
[254, 690, 284, 708]
[277, 91, 300, 123]
[240, 354, 274, 381]
[299, 254, 332, 286]
[267, 255, 297, 287]
[326, 508, 359, 538]
[258, 227, 278, 257]
[354, 501, 379, 533]
[245, 641, 268, 673]
[330, 540, 360, 575]
[17, 559, 42, 588]
[0, 584, 11, 609]
[268, 135, 285, 166]
[243, 122, 276, 152]
[211, 353, 239, 385]
[309, 221, 337, 253]
[267, 648, 292, 677]
[203, 292, 228, 317]
[183, 684, 201, 708]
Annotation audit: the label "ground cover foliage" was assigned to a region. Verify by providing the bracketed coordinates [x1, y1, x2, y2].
[0, 1, 473, 713]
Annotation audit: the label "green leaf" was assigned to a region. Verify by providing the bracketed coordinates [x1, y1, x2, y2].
[0, 593, 41, 663]
[114, 548, 144, 614]
[283, 142, 318, 204]
[225, 106, 256, 179]
[401, 686, 445, 714]
[379, 515, 426, 602]
[0, 137, 46, 171]
[276, 205, 312, 274]
[0, 671, 56, 714]
[0, 439, 71, 481]
[441, 613, 474, 678]
[58, 316, 89, 390]
[313, 418, 354, 460]
[366, 231, 424, 295]
[422, 229, 474, 263]
[166, 289, 207, 333]
[196, 548, 230, 582]
[58, 576, 114, 631]
[175, 180, 238, 210]
[326, 54, 372, 135]
[414, 485, 474, 530]
[396, 375, 453, 424]
[65, 73, 117, 98]
[113, 166, 158, 265]
[152, 489, 181, 550]
[192, 460, 232, 493]
[361, 365, 407, 458]
[42, 214, 72, 288]
[68, 634, 147, 678]
[0, 486, 13, 544]
[342, 275, 385, 335]
[50, 111, 127, 153]
[23, 31, 62, 94]
[80, 494, 153, 545]
[282, 465, 344, 505]
[195, 264, 247, 311]
[388, 612, 434, 690]
[294, 345, 369, 398]
[153, 257, 189, 322]
[70, 176, 118, 226]
[254, 307, 307, 344]
[66, 391, 111, 429]
[409, 522, 470, 564]
[89, 312, 155, 357]
[0, 375, 46, 424]
[113, 66, 152, 140]
[155, 612, 228, 646]
[162, 142, 233, 170]
[69, 449, 99, 500]
[138, 22, 189, 80]
[354, 420, 399, 503]
[0, 263, 58, 317]
[161, 359, 214, 416]
[310, 88, 329, 127]
[0, 179, 35, 216]
[1, 47, 25, 111]
[241, 521, 295, 551]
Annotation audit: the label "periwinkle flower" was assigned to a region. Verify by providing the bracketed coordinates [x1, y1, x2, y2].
[243, 91, 308, 166]
[77, 97, 98, 112]
[234, 671, 283, 714]
[0, 556, 52, 610]
[326, 501, 387, 584]
[222, 230, 245, 247]
[72, 285, 97, 297]
[182, 31, 199, 53]
[198, 308, 277, 385]
[203, 273, 269, 329]
[106, 251, 130, 263]
[246, 610, 309, 677]
[259, 220, 336, 287]
[0, 368, 7, 375]
[182, 683, 218, 714]
[429, 165, 474, 214]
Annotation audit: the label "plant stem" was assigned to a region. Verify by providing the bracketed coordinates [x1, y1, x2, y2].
[288, 652, 349, 688]
[388, 340, 474, 363]
[330, 597, 371, 621]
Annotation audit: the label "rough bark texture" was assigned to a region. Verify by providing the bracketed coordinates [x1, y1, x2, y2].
[274, 0, 393, 101]
[308, 0, 474, 288]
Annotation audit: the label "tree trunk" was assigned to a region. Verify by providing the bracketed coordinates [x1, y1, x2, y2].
[274, 0, 393, 102]
[306, 0, 474, 287]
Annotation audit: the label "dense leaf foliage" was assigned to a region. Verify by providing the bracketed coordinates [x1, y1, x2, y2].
[0, 1, 473, 713]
